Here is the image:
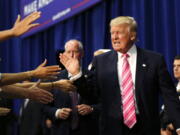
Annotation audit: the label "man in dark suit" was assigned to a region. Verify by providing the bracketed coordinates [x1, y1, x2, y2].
[0, 98, 16, 135]
[19, 99, 44, 135]
[43, 39, 100, 135]
[174, 55, 180, 94]
[160, 55, 180, 135]
[60, 16, 180, 135]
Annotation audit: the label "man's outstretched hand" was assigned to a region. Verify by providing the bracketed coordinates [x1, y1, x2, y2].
[53, 80, 77, 92]
[0, 107, 11, 116]
[11, 11, 41, 37]
[59, 53, 80, 76]
[30, 59, 61, 79]
[28, 80, 53, 104]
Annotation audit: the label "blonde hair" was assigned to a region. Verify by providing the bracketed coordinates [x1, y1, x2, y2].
[94, 49, 111, 56]
[110, 16, 137, 32]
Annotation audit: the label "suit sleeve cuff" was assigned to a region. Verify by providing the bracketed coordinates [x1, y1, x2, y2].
[69, 70, 82, 81]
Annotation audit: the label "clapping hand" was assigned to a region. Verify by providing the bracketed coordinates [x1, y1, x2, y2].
[59, 53, 80, 76]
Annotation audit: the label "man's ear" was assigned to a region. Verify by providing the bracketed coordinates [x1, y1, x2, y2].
[131, 36, 135, 41]
[130, 32, 136, 41]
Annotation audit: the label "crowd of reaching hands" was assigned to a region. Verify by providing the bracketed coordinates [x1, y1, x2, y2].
[0, 12, 76, 116]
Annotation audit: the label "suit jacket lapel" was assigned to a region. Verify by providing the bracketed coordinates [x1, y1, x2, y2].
[110, 51, 120, 91]
[135, 47, 148, 110]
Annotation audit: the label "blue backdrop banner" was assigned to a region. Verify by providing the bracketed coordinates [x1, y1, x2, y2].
[20, 0, 102, 37]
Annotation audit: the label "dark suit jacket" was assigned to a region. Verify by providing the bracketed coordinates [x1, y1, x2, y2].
[19, 101, 43, 135]
[160, 82, 180, 135]
[74, 47, 180, 135]
[43, 70, 100, 135]
[0, 98, 15, 135]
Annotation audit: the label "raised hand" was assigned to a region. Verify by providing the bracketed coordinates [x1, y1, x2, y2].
[57, 108, 72, 120]
[11, 11, 41, 37]
[54, 79, 77, 92]
[77, 104, 93, 116]
[28, 80, 53, 104]
[59, 53, 80, 76]
[31, 59, 61, 79]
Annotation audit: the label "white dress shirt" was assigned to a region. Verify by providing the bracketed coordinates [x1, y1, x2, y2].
[19, 99, 29, 116]
[176, 81, 180, 100]
[117, 45, 139, 113]
[117, 45, 137, 88]
[177, 81, 180, 91]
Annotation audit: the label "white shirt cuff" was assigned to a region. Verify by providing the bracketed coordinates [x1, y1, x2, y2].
[69, 70, 82, 81]
[55, 109, 61, 119]
[176, 128, 180, 132]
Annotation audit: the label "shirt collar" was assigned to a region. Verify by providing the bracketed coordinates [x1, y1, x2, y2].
[177, 81, 180, 86]
[117, 44, 137, 59]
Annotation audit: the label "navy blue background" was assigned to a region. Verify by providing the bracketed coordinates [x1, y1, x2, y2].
[20, 0, 102, 37]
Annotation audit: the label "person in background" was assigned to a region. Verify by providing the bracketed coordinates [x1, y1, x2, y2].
[19, 99, 44, 135]
[160, 55, 180, 135]
[0, 98, 16, 135]
[88, 49, 111, 70]
[43, 39, 100, 135]
[173, 56, 180, 95]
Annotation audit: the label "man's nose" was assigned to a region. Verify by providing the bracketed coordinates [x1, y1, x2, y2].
[114, 33, 119, 39]
[174, 66, 178, 71]
[70, 52, 74, 57]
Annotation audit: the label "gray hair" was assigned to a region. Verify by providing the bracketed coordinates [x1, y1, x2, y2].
[64, 39, 83, 52]
[110, 16, 137, 32]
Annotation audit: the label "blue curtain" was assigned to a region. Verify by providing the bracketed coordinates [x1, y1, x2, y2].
[1, 0, 180, 133]
[1, 0, 180, 71]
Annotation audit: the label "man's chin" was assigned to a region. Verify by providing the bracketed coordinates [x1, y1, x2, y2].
[113, 47, 123, 52]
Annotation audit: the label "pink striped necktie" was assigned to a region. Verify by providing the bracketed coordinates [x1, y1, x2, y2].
[121, 53, 136, 128]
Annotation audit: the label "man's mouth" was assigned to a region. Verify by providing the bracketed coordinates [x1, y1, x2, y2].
[113, 42, 121, 46]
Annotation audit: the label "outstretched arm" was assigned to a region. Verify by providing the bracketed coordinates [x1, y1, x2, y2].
[14, 79, 76, 92]
[0, 82, 53, 104]
[0, 11, 41, 41]
[0, 59, 60, 86]
[0, 107, 11, 116]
